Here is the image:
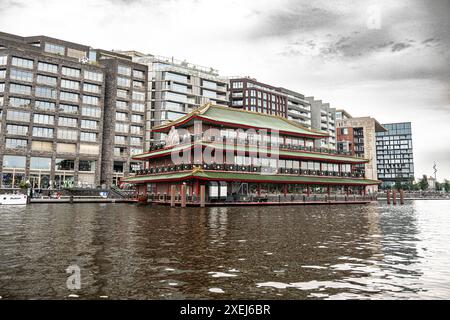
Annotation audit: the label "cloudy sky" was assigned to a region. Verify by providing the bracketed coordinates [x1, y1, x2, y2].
[1, 0, 449, 180]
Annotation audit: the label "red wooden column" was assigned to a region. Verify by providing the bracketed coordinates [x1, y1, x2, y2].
[307, 186, 311, 197]
[284, 184, 287, 197]
[257, 183, 261, 196]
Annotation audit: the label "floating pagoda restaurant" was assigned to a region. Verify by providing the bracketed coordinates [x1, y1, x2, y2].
[123, 104, 380, 206]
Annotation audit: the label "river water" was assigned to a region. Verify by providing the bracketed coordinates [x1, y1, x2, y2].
[0, 200, 449, 300]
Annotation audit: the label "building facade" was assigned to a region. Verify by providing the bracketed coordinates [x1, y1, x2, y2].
[375, 122, 414, 188]
[0, 32, 106, 189]
[0, 31, 149, 189]
[229, 77, 313, 129]
[121, 52, 228, 148]
[124, 104, 380, 206]
[336, 110, 387, 192]
[307, 97, 336, 150]
[89, 50, 148, 187]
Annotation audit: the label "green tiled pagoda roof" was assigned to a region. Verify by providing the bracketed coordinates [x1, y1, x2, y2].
[123, 170, 380, 186]
[132, 142, 368, 164]
[152, 103, 328, 138]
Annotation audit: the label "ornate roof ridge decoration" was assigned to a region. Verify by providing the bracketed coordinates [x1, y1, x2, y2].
[151, 103, 329, 138]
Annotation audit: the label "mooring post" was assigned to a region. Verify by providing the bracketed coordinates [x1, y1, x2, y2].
[181, 184, 186, 208]
[387, 190, 391, 205]
[200, 185, 206, 208]
[170, 185, 176, 207]
[392, 190, 397, 205]
[400, 189, 405, 205]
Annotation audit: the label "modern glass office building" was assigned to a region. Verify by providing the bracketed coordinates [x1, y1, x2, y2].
[376, 122, 414, 188]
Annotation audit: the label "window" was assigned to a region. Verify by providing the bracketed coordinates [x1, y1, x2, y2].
[116, 100, 128, 110]
[36, 74, 57, 86]
[341, 128, 348, 135]
[6, 138, 27, 149]
[133, 69, 145, 78]
[130, 125, 142, 135]
[81, 120, 98, 130]
[83, 83, 100, 94]
[11, 56, 33, 69]
[9, 97, 31, 108]
[55, 159, 75, 171]
[165, 92, 187, 103]
[132, 91, 145, 101]
[131, 114, 143, 123]
[117, 65, 131, 76]
[10, 68, 33, 82]
[0, 55, 7, 65]
[58, 117, 77, 127]
[202, 80, 217, 90]
[10, 83, 32, 95]
[115, 123, 129, 133]
[35, 100, 56, 111]
[132, 81, 144, 89]
[6, 124, 28, 135]
[6, 110, 30, 122]
[0, 82, 4, 93]
[83, 70, 103, 82]
[0, 69, 5, 79]
[202, 89, 216, 99]
[38, 62, 58, 73]
[117, 89, 128, 99]
[131, 102, 144, 112]
[130, 137, 142, 146]
[36, 86, 57, 99]
[30, 157, 52, 170]
[81, 106, 101, 118]
[79, 160, 96, 172]
[32, 127, 54, 138]
[62, 66, 80, 78]
[3, 155, 26, 168]
[44, 43, 65, 55]
[164, 72, 188, 83]
[57, 128, 77, 140]
[115, 112, 128, 121]
[117, 76, 130, 87]
[115, 135, 126, 144]
[60, 91, 79, 102]
[59, 104, 78, 114]
[232, 81, 243, 89]
[80, 132, 97, 142]
[61, 79, 80, 90]
[82, 95, 99, 106]
[130, 148, 143, 155]
[67, 48, 86, 59]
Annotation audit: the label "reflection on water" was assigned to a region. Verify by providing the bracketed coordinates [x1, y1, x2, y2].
[0, 201, 449, 299]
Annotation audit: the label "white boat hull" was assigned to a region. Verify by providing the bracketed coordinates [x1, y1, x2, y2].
[0, 194, 28, 205]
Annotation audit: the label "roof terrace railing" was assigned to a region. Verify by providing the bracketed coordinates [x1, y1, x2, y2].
[134, 164, 364, 179]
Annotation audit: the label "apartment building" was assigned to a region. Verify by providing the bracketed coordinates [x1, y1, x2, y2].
[89, 49, 148, 186]
[376, 122, 414, 188]
[121, 52, 228, 147]
[0, 32, 106, 189]
[307, 97, 336, 149]
[336, 109, 387, 192]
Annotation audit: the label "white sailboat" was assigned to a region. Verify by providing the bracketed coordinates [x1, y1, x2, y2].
[0, 194, 28, 205]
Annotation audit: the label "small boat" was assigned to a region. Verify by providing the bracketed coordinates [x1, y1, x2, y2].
[0, 194, 28, 205]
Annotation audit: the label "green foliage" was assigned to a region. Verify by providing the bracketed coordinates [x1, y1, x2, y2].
[444, 180, 450, 192]
[419, 175, 429, 191]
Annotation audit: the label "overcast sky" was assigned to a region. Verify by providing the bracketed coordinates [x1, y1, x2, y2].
[1, 0, 449, 180]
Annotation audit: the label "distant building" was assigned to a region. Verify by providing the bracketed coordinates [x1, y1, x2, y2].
[376, 122, 414, 188]
[229, 77, 312, 128]
[121, 52, 229, 147]
[306, 97, 336, 150]
[336, 110, 387, 192]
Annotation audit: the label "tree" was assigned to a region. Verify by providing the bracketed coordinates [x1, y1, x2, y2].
[394, 176, 403, 190]
[419, 175, 429, 191]
[444, 180, 450, 193]
[435, 182, 442, 191]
